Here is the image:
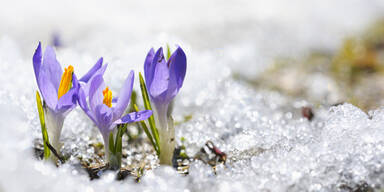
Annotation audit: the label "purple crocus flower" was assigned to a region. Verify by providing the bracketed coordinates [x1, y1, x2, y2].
[33, 42, 106, 152]
[144, 46, 186, 165]
[144, 47, 187, 113]
[77, 71, 152, 162]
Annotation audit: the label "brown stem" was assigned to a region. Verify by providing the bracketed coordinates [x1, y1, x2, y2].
[45, 141, 65, 163]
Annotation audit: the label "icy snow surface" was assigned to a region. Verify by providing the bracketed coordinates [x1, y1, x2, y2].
[1, 0, 384, 191]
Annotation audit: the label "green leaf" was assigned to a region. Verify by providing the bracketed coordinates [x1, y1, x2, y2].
[118, 124, 128, 138]
[115, 124, 124, 154]
[129, 90, 137, 113]
[109, 132, 115, 155]
[115, 135, 122, 154]
[36, 91, 50, 159]
[115, 125, 121, 144]
[115, 152, 122, 170]
[133, 104, 160, 155]
[110, 125, 123, 170]
[138, 73, 160, 153]
[166, 44, 171, 60]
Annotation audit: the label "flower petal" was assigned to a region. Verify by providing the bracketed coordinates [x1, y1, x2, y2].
[112, 70, 134, 120]
[38, 65, 59, 109]
[144, 48, 155, 88]
[56, 73, 79, 114]
[170, 47, 187, 90]
[56, 88, 76, 114]
[114, 110, 152, 124]
[33, 42, 58, 109]
[149, 48, 169, 99]
[79, 57, 103, 83]
[43, 45, 63, 91]
[88, 74, 105, 112]
[81, 63, 108, 97]
[33, 42, 42, 85]
[95, 104, 113, 134]
[166, 47, 187, 100]
[77, 86, 97, 123]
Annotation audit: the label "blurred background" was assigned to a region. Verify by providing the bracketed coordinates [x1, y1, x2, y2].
[2, 0, 384, 111]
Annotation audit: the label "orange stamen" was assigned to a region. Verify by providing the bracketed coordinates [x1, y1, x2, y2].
[102, 87, 112, 108]
[57, 65, 74, 99]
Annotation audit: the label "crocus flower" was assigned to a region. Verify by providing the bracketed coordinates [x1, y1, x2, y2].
[144, 46, 187, 165]
[33, 42, 106, 154]
[77, 71, 152, 165]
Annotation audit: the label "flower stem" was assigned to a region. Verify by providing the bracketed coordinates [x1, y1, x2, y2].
[102, 130, 121, 170]
[44, 108, 64, 162]
[154, 105, 175, 165]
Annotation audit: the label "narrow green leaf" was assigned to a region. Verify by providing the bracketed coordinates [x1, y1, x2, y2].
[130, 90, 143, 135]
[134, 104, 160, 155]
[42, 130, 50, 159]
[115, 152, 122, 170]
[114, 125, 124, 170]
[114, 124, 125, 154]
[138, 73, 160, 153]
[118, 124, 128, 138]
[116, 125, 121, 142]
[129, 90, 137, 113]
[36, 91, 50, 159]
[166, 44, 171, 60]
[115, 135, 122, 154]
[138, 73, 152, 111]
[109, 132, 115, 155]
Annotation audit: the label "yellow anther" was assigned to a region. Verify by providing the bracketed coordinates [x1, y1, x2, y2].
[57, 65, 74, 99]
[102, 87, 112, 108]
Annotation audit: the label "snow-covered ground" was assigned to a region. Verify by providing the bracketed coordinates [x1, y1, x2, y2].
[1, 0, 384, 191]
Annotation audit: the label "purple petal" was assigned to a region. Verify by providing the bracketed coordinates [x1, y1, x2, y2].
[72, 72, 80, 90]
[95, 104, 113, 134]
[149, 48, 170, 99]
[56, 73, 79, 114]
[77, 87, 97, 123]
[38, 65, 59, 110]
[144, 48, 155, 88]
[33, 42, 42, 85]
[81, 63, 108, 96]
[170, 47, 187, 89]
[114, 110, 152, 124]
[112, 70, 134, 120]
[56, 87, 76, 114]
[166, 47, 187, 100]
[79, 57, 103, 83]
[95, 63, 108, 77]
[88, 74, 105, 112]
[43, 46, 63, 91]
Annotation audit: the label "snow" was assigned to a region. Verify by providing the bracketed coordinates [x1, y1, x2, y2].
[1, 0, 384, 191]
